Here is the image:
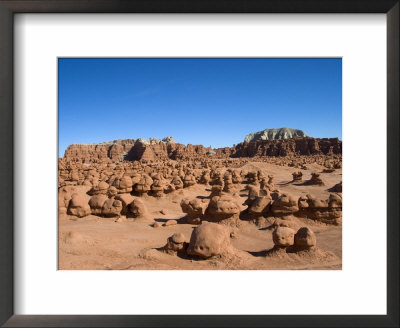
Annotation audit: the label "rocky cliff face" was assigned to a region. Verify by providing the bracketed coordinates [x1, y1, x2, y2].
[64, 136, 341, 162]
[229, 137, 341, 157]
[244, 128, 306, 142]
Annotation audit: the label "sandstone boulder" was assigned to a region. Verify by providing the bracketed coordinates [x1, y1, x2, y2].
[88, 181, 109, 195]
[128, 198, 151, 221]
[248, 195, 272, 216]
[134, 174, 153, 195]
[272, 227, 295, 247]
[183, 173, 196, 188]
[112, 175, 133, 193]
[180, 198, 209, 224]
[187, 222, 232, 258]
[89, 194, 108, 215]
[271, 193, 299, 216]
[115, 193, 135, 214]
[294, 227, 316, 248]
[206, 194, 241, 222]
[67, 192, 91, 218]
[101, 198, 123, 217]
[107, 186, 118, 198]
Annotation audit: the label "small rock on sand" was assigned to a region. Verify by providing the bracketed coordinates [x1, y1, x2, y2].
[163, 220, 177, 226]
[153, 222, 162, 228]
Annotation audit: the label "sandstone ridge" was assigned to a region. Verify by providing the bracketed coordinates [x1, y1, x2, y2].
[64, 136, 341, 163]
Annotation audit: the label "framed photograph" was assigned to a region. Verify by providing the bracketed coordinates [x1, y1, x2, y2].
[0, 0, 398, 327]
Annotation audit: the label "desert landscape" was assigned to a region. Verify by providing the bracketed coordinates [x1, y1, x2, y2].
[58, 127, 342, 270]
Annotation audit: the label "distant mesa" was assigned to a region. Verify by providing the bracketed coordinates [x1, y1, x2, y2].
[63, 130, 341, 163]
[244, 128, 307, 142]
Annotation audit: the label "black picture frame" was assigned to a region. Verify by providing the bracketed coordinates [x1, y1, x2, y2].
[0, 1, 398, 327]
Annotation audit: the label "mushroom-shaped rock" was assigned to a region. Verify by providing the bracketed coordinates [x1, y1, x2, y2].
[183, 173, 196, 188]
[292, 171, 303, 182]
[247, 171, 258, 185]
[112, 176, 133, 193]
[101, 198, 123, 217]
[294, 227, 316, 248]
[115, 193, 135, 214]
[89, 194, 108, 215]
[151, 174, 166, 197]
[170, 175, 184, 190]
[248, 196, 272, 216]
[271, 193, 299, 216]
[272, 227, 295, 247]
[298, 195, 309, 209]
[67, 192, 91, 217]
[88, 181, 109, 195]
[243, 185, 259, 206]
[128, 198, 151, 221]
[305, 172, 325, 186]
[134, 174, 153, 195]
[223, 174, 235, 193]
[231, 170, 242, 184]
[206, 194, 241, 221]
[107, 186, 118, 198]
[210, 172, 224, 186]
[187, 222, 232, 259]
[199, 170, 211, 185]
[163, 232, 187, 254]
[180, 198, 208, 223]
[209, 185, 223, 198]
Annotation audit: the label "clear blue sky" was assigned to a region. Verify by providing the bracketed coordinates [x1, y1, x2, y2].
[59, 58, 342, 157]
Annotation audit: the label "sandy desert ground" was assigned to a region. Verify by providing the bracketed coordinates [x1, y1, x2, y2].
[59, 161, 342, 270]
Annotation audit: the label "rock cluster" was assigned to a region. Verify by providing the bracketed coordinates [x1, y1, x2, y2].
[241, 178, 342, 225]
[298, 193, 342, 225]
[272, 226, 317, 250]
[60, 134, 342, 229]
[59, 180, 152, 221]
